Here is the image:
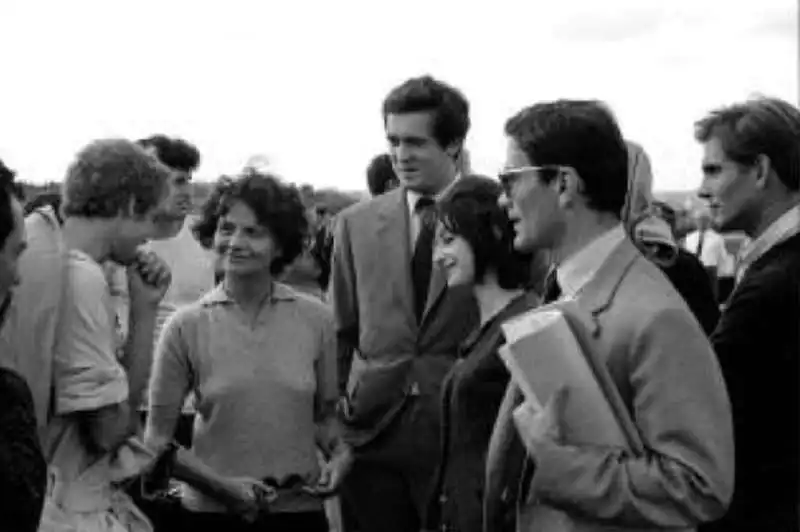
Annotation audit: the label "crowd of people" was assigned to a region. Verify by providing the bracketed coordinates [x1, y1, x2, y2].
[0, 75, 797, 532]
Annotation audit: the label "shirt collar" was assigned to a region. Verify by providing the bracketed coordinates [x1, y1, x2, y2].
[405, 173, 462, 217]
[200, 281, 297, 307]
[557, 224, 626, 298]
[737, 203, 800, 280]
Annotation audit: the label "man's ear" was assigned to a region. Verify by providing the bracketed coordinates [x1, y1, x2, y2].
[557, 168, 583, 208]
[445, 142, 462, 161]
[753, 154, 773, 191]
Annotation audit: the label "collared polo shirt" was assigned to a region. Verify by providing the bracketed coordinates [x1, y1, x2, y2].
[147, 282, 337, 513]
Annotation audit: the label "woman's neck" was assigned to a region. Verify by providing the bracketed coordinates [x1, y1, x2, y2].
[224, 270, 275, 311]
[473, 276, 524, 326]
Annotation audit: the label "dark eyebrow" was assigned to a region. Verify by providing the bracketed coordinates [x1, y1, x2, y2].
[387, 133, 427, 144]
[701, 162, 722, 174]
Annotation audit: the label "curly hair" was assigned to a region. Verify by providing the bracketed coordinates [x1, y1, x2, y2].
[366, 153, 399, 196]
[192, 169, 309, 276]
[437, 175, 533, 290]
[0, 159, 24, 250]
[136, 134, 201, 173]
[61, 139, 172, 219]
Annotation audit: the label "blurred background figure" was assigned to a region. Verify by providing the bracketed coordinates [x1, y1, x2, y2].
[682, 207, 734, 300]
[136, 135, 215, 333]
[365, 153, 400, 197]
[623, 140, 654, 228]
[636, 201, 721, 335]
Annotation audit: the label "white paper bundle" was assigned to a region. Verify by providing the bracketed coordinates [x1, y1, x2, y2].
[500, 307, 641, 450]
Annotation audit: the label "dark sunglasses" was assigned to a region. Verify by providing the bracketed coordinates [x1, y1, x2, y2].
[498, 165, 569, 196]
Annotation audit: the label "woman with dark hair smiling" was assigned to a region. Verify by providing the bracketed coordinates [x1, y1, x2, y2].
[423, 175, 546, 532]
[145, 170, 350, 532]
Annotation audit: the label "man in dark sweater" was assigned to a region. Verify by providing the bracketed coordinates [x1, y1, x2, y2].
[0, 159, 47, 532]
[696, 96, 800, 531]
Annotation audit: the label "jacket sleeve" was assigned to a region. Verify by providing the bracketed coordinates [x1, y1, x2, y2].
[523, 306, 735, 528]
[330, 212, 359, 396]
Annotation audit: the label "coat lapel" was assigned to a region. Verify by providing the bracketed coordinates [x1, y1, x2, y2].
[376, 189, 416, 323]
[420, 263, 447, 325]
[572, 237, 642, 337]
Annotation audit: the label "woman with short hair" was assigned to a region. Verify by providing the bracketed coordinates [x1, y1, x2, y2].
[423, 175, 546, 532]
[146, 170, 351, 532]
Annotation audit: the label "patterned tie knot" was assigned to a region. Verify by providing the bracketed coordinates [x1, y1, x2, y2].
[415, 196, 437, 229]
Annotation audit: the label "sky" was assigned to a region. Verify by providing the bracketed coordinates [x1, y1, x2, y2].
[0, 0, 796, 192]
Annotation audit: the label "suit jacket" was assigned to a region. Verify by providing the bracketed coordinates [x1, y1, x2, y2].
[330, 186, 479, 454]
[485, 237, 734, 532]
[701, 232, 800, 532]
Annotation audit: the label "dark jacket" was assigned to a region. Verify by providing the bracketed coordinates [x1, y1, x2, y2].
[0, 366, 47, 532]
[702, 233, 800, 531]
[425, 293, 539, 532]
[659, 248, 720, 336]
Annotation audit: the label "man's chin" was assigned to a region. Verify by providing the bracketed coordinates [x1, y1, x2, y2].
[153, 218, 186, 240]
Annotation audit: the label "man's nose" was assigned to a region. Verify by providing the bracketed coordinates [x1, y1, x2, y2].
[498, 192, 510, 209]
[394, 143, 412, 163]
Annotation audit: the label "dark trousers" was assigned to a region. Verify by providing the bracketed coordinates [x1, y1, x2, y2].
[166, 509, 329, 532]
[340, 460, 435, 532]
[339, 398, 443, 532]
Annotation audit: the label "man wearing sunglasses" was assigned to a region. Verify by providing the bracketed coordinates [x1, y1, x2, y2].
[487, 100, 734, 531]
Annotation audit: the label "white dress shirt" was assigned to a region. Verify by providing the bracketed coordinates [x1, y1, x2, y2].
[736, 203, 800, 282]
[556, 224, 627, 299]
[405, 174, 461, 248]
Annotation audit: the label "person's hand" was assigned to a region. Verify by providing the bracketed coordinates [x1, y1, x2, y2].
[127, 250, 171, 310]
[223, 477, 275, 523]
[512, 387, 568, 457]
[311, 444, 354, 497]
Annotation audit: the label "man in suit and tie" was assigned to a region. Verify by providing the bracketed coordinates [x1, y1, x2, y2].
[696, 96, 800, 532]
[331, 75, 479, 532]
[485, 100, 734, 531]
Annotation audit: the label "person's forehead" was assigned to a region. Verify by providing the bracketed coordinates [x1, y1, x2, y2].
[385, 111, 435, 139]
[701, 137, 728, 162]
[221, 201, 261, 227]
[504, 137, 531, 167]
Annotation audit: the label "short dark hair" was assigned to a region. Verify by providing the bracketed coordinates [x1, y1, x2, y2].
[192, 169, 308, 276]
[0, 160, 23, 250]
[366, 153, 398, 196]
[694, 96, 800, 191]
[24, 192, 63, 224]
[137, 134, 201, 173]
[383, 75, 471, 151]
[62, 139, 172, 219]
[437, 175, 532, 290]
[504, 100, 629, 216]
